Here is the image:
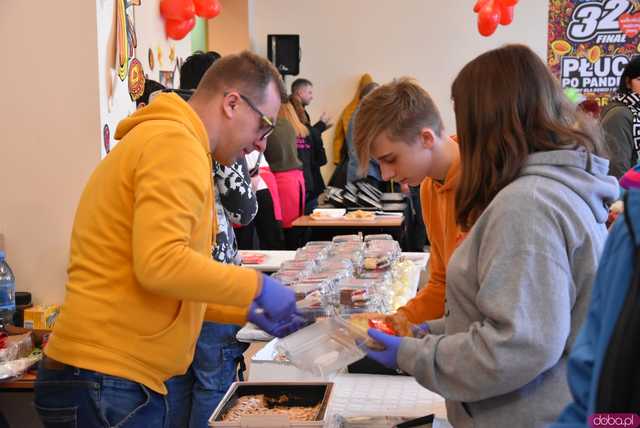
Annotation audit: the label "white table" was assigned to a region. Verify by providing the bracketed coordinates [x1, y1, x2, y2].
[249, 340, 449, 427]
[243, 251, 449, 426]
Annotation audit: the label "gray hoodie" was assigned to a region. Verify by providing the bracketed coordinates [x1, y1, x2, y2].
[397, 150, 619, 428]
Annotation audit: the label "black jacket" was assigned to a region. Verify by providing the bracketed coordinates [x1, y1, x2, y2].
[297, 109, 328, 198]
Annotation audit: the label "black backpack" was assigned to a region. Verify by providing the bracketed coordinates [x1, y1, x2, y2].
[596, 192, 640, 412]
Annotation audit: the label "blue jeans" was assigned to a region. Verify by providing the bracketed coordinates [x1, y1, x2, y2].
[35, 362, 169, 428]
[166, 322, 248, 428]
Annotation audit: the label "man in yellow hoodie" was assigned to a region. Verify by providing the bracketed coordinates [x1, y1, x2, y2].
[353, 78, 462, 334]
[34, 51, 301, 428]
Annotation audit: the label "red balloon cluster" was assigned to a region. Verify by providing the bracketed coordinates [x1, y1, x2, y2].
[474, 0, 518, 37]
[160, 0, 221, 40]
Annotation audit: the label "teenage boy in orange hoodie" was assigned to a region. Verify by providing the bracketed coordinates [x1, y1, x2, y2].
[354, 78, 461, 333]
[34, 52, 302, 428]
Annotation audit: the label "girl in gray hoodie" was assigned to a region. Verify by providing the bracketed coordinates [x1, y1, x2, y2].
[364, 45, 619, 428]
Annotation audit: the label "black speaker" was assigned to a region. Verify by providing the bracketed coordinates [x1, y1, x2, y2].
[267, 34, 300, 76]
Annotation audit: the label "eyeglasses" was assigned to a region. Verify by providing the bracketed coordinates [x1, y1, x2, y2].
[229, 92, 276, 140]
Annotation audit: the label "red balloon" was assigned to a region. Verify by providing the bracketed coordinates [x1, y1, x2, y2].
[194, 0, 222, 19]
[499, 4, 514, 25]
[498, 0, 518, 6]
[160, 0, 195, 21]
[165, 17, 196, 40]
[474, 0, 490, 13]
[478, 2, 501, 36]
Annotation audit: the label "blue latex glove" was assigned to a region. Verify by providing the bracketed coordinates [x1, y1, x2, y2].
[411, 322, 430, 339]
[248, 303, 306, 338]
[364, 328, 402, 369]
[254, 274, 297, 322]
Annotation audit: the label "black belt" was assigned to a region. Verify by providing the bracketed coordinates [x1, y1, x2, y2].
[41, 356, 71, 370]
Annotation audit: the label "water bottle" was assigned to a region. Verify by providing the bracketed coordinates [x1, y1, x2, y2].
[0, 251, 16, 328]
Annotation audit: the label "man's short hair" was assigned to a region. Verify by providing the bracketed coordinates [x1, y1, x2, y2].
[137, 79, 165, 107]
[195, 51, 287, 103]
[291, 78, 312, 95]
[354, 78, 444, 174]
[180, 51, 221, 90]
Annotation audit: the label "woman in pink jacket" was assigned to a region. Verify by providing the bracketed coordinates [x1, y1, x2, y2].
[265, 102, 307, 249]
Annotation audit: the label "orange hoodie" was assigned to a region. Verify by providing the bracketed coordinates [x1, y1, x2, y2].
[397, 154, 461, 323]
[46, 93, 260, 394]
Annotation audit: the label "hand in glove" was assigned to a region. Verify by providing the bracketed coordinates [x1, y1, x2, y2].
[248, 303, 306, 338]
[363, 328, 402, 369]
[254, 274, 297, 322]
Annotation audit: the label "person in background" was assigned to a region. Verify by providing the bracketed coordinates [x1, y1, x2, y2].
[601, 55, 640, 178]
[353, 78, 460, 331]
[162, 51, 260, 428]
[551, 187, 640, 424]
[329, 73, 374, 187]
[362, 44, 618, 428]
[136, 79, 165, 109]
[620, 163, 640, 190]
[239, 151, 286, 250]
[578, 97, 601, 119]
[564, 88, 601, 122]
[289, 78, 331, 213]
[346, 82, 381, 185]
[34, 51, 302, 428]
[265, 102, 307, 249]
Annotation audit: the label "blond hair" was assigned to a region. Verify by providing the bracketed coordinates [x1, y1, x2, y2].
[354, 78, 443, 175]
[279, 102, 309, 138]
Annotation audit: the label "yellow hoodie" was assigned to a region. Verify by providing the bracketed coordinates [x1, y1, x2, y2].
[46, 93, 260, 394]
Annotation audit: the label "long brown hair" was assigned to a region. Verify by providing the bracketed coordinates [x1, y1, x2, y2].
[451, 44, 605, 230]
[279, 102, 309, 138]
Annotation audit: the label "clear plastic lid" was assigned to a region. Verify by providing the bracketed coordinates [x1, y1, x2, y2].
[292, 281, 327, 298]
[275, 317, 368, 377]
[332, 241, 366, 252]
[366, 239, 400, 254]
[317, 257, 354, 272]
[357, 270, 391, 282]
[363, 234, 394, 242]
[331, 234, 363, 244]
[280, 260, 315, 272]
[271, 271, 301, 285]
[304, 241, 332, 248]
[295, 247, 329, 261]
[303, 269, 351, 284]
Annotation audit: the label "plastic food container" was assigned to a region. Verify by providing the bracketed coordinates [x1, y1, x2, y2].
[294, 248, 328, 263]
[276, 318, 368, 377]
[363, 234, 394, 242]
[335, 278, 383, 314]
[292, 280, 328, 301]
[280, 260, 316, 272]
[208, 381, 334, 427]
[316, 257, 354, 273]
[272, 271, 304, 285]
[331, 234, 363, 244]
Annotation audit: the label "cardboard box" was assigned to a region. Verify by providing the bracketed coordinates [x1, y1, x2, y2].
[23, 304, 60, 330]
[209, 381, 333, 427]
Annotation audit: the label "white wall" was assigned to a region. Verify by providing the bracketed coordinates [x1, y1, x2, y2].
[0, 0, 192, 304]
[251, 0, 549, 176]
[0, 2, 101, 304]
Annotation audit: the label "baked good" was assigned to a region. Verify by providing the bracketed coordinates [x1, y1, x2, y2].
[221, 394, 321, 422]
